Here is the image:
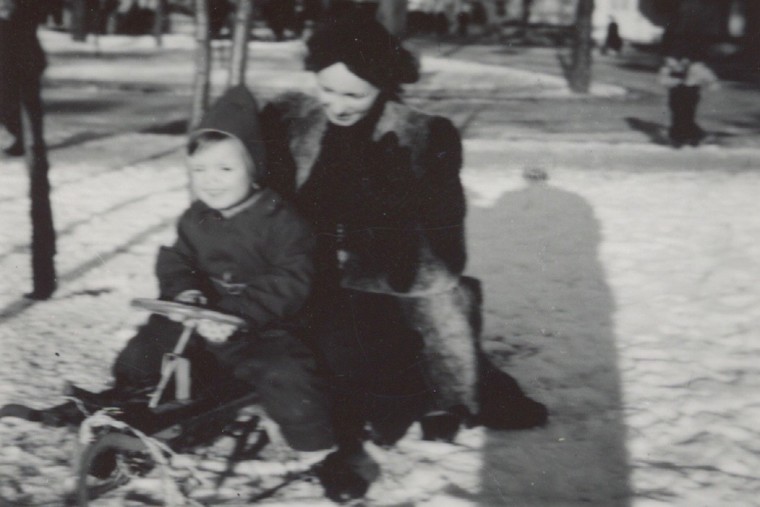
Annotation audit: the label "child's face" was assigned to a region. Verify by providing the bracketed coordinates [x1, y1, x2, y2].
[188, 138, 254, 210]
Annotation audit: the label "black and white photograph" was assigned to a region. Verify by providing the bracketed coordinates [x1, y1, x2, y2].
[1, 0, 758, 505]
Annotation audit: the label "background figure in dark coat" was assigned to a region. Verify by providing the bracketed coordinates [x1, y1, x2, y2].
[658, 40, 718, 148]
[601, 17, 622, 55]
[0, 0, 46, 157]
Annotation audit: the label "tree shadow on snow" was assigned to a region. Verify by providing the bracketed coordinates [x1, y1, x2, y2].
[466, 178, 631, 506]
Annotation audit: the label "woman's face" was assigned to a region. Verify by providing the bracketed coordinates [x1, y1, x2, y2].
[315, 63, 381, 127]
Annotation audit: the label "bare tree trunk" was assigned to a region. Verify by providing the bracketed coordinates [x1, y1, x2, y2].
[518, 0, 533, 39]
[22, 84, 56, 299]
[376, 0, 407, 37]
[191, 0, 212, 130]
[521, 0, 532, 25]
[71, 0, 87, 41]
[153, 0, 167, 47]
[568, 0, 594, 94]
[228, 0, 252, 88]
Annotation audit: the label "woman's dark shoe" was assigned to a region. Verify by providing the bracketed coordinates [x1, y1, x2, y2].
[314, 447, 380, 503]
[420, 405, 471, 442]
[475, 395, 548, 430]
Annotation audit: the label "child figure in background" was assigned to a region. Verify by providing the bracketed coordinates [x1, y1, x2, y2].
[659, 48, 719, 147]
[112, 85, 335, 453]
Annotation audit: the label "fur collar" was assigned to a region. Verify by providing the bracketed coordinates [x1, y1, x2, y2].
[278, 93, 428, 189]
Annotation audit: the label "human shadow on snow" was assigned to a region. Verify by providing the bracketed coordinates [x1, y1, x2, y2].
[466, 178, 631, 506]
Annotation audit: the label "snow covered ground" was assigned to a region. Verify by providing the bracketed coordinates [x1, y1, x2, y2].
[1, 28, 759, 507]
[2, 132, 759, 506]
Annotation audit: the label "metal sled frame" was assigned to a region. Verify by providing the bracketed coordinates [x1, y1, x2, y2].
[1, 299, 268, 506]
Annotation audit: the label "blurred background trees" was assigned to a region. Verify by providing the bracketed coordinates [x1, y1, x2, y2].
[55, 1, 759, 98]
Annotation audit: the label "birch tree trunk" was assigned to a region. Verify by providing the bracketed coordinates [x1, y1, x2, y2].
[568, 0, 594, 94]
[518, 0, 533, 39]
[191, 0, 212, 130]
[153, 0, 166, 47]
[521, 0, 533, 26]
[228, 0, 252, 88]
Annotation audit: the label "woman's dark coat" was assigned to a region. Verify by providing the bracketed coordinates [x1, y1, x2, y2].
[261, 92, 480, 415]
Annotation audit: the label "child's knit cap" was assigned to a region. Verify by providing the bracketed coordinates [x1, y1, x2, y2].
[189, 85, 266, 178]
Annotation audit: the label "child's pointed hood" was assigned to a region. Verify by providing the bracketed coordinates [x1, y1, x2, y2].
[190, 85, 266, 177]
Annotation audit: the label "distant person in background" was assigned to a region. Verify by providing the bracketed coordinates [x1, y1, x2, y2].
[601, 17, 622, 55]
[0, 0, 47, 158]
[659, 43, 719, 147]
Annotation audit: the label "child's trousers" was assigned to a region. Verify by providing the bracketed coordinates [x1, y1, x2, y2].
[112, 314, 335, 451]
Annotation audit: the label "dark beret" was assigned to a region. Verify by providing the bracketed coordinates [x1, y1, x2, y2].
[305, 17, 419, 92]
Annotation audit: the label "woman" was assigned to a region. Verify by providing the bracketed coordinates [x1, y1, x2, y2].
[261, 17, 547, 501]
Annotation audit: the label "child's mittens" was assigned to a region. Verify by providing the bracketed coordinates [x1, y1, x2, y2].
[168, 290, 209, 323]
[197, 319, 237, 344]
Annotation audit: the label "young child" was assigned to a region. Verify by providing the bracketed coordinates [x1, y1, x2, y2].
[111, 85, 335, 453]
[659, 48, 719, 147]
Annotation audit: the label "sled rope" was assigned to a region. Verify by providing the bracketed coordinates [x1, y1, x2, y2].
[79, 411, 207, 507]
